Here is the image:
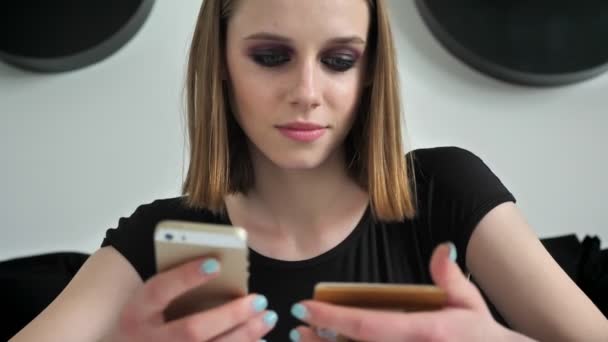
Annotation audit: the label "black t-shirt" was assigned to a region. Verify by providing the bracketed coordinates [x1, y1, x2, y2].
[101, 146, 515, 341]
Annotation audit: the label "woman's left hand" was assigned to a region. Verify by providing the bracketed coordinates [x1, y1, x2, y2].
[289, 243, 534, 342]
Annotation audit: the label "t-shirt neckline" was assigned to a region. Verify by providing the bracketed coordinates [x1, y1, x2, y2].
[221, 204, 372, 270]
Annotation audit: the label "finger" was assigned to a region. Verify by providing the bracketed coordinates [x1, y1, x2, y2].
[211, 310, 278, 342]
[429, 242, 488, 312]
[293, 301, 440, 342]
[313, 326, 340, 342]
[290, 326, 326, 342]
[137, 256, 221, 318]
[165, 294, 272, 341]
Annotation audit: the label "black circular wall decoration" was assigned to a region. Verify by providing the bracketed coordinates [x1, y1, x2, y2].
[415, 1, 608, 86]
[0, 0, 155, 73]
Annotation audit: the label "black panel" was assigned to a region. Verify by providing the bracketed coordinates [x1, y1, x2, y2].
[0, 0, 155, 72]
[415, 1, 608, 86]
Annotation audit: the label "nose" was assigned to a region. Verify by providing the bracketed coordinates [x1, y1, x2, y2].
[288, 58, 321, 111]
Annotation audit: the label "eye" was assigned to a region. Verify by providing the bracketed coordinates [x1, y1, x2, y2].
[322, 54, 357, 72]
[251, 50, 291, 67]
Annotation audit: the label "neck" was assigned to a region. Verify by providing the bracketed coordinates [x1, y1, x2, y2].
[228, 147, 368, 235]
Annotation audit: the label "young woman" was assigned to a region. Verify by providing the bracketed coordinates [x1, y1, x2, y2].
[11, 0, 608, 341]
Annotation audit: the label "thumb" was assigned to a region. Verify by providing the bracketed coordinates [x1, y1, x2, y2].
[430, 242, 488, 313]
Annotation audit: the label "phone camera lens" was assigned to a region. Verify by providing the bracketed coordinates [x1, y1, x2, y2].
[165, 233, 174, 241]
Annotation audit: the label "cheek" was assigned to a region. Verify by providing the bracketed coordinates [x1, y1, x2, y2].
[227, 62, 273, 122]
[232, 80, 265, 116]
[326, 75, 363, 119]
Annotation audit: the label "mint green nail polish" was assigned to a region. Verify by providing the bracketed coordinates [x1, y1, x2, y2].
[263, 311, 278, 326]
[289, 329, 301, 342]
[253, 295, 268, 312]
[291, 303, 308, 320]
[316, 327, 339, 341]
[447, 242, 457, 262]
[201, 258, 220, 274]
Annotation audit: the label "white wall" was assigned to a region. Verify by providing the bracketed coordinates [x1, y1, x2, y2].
[1, 0, 606, 261]
[0, 0, 199, 260]
[390, 1, 608, 248]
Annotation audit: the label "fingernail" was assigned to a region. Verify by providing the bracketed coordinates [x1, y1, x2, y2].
[201, 258, 220, 274]
[252, 295, 268, 312]
[263, 310, 278, 327]
[447, 242, 457, 262]
[290, 303, 308, 320]
[316, 327, 339, 341]
[289, 329, 301, 342]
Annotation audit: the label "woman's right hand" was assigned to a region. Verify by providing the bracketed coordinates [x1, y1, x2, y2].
[105, 257, 277, 342]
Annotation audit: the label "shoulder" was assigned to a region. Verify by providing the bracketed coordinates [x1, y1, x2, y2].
[403, 146, 515, 269]
[121, 196, 222, 223]
[101, 196, 224, 280]
[408, 146, 487, 180]
[408, 146, 480, 168]
[407, 146, 505, 195]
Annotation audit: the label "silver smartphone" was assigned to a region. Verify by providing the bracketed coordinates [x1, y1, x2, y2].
[154, 220, 249, 321]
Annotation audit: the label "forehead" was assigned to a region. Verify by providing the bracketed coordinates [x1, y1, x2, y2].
[228, 0, 370, 41]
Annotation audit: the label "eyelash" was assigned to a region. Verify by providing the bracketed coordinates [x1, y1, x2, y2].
[250, 51, 358, 72]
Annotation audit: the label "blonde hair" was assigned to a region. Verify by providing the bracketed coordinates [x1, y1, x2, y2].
[182, 0, 416, 221]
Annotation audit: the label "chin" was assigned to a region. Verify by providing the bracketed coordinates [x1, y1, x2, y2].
[276, 155, 326, 170]
[266, 149, 333, 171]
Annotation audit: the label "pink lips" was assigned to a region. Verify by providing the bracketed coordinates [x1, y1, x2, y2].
[276, 122, 327, 142]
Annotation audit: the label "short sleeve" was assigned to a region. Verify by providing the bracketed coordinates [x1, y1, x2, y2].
[412, 147, 516, 271]
[101, 199, 169, 281]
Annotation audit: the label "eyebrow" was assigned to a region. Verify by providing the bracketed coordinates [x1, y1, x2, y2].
[243, 32, 366, 45]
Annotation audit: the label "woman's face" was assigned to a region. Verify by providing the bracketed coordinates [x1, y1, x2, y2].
[225, 0, 370, 170]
